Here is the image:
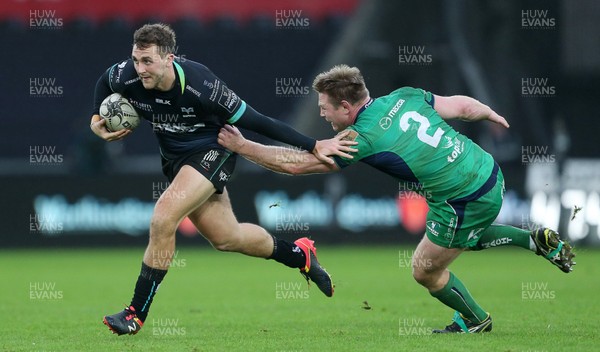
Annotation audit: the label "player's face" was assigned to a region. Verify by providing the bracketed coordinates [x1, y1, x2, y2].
[318, 93, 350, 132]
[132, 45, 173, 90]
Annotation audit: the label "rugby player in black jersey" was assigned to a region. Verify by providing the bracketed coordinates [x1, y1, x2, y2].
[90, 23, 356, 336]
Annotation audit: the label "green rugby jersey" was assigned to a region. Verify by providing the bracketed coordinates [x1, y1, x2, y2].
[335, 87, 495, 202]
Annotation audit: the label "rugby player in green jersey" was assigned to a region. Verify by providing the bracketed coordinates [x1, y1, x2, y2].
[218, 64, 576, 333]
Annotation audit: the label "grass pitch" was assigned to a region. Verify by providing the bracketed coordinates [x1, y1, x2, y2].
[0, 245, 597, 351]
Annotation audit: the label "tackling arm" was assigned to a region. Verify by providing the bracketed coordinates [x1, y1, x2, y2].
[234, 105, 356, 164]
[218, 125, 339, 175]
[433, 95, 510, 128]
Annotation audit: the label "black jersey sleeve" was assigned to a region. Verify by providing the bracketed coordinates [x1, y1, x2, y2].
[234, 105, 317, 152]
[188, 61, 317, 151]
[92, 60, 133, 115]
[92, 67, 114, 115]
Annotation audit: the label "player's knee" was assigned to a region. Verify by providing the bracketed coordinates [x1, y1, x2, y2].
[149, 212, 178, 239]
[412, 263, 437, 288]
[209, 232, 243, 252]
[412, 267, 428, 286]
[211, 237, 239, 252]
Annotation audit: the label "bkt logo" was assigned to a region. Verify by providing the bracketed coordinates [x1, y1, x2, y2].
[203, 150, 219, 163]
[156, 98, 171, 105]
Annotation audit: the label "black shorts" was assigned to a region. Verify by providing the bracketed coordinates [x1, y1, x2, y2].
[161, 148, 236, 194]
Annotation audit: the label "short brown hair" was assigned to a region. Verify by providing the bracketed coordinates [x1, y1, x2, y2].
[312, 65, 368, 107]
[133, 23, 176, 57]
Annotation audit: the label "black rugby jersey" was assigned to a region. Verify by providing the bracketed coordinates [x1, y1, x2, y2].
[93, 58, 315, 159]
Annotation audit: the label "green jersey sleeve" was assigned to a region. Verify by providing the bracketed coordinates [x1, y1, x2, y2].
[333, 129, 372, 168]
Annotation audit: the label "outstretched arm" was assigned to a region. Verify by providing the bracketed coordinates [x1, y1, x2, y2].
[218, 125, 341, 175]
[433, 95, 510, 128]
[233, 105, 356, 164]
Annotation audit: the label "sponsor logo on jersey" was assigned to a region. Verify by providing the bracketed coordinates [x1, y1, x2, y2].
[124, 77, 140, 86]
[446, 138, 464, 163]
[379, 117, 392, 130]
[388, 99, 405, 119]
[203, 79, 215, 90]
[155, 98, 171, 105]
[207, 80, 220, 102]
[128, 99, 152, 112]
[185, 85, 201, 98]
[441, 136, 454, 149]
[115, 61, 127, 83]
[218, 86, 240, 113]
[426, 220, 440, 236]
[379, 99, 404, 130]
[180, 107, 196, 118]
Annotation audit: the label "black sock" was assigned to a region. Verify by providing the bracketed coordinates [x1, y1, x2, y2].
[130, 262, 167, 322]
[268, 236, 306, 269]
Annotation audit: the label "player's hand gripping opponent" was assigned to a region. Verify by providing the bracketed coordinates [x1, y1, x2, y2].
[218, 125, 358, 163]
[312, 129, 359, 164]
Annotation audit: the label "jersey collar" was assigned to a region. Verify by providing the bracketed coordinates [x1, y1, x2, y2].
[358, 97, 373, 115]
[173, 61, 185, 95]
[352, 97, 373, 125]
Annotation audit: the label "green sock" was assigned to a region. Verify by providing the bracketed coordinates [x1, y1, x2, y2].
[470, 224, 534, 251]
[430, 272, 487, 323]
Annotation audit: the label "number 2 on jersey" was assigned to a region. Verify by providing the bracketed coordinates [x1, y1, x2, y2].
[399, 111, 444, 147]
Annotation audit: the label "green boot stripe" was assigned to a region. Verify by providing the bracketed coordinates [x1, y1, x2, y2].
[453, 311, 470, 333]
[546, 241, 563, 260]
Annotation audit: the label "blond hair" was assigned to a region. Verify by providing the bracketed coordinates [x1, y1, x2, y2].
[312, 65, 368, 107]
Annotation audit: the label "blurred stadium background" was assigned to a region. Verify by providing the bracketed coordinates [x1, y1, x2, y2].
[1, 0, 599, 249]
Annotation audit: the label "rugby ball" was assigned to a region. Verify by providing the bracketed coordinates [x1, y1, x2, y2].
[99, 93, 140, 131]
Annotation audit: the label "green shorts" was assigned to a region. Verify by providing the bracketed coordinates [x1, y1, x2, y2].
[425, 163, 505, 248]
